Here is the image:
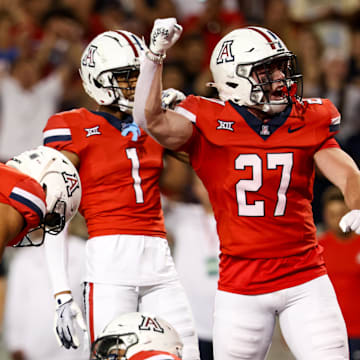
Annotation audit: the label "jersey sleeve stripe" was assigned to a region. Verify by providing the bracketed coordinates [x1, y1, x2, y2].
[10, 187, 46, 220]
[175, 106, 196, 123]
[331, 115, 341, 125]
[43, 128, 72, 144]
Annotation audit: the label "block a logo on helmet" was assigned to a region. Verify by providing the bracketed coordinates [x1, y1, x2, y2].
[62, 172, 80, 197]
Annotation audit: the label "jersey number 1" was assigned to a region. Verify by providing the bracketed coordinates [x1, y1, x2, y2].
[126, 148, 144, 203]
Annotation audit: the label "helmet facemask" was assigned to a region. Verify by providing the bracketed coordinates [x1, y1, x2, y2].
[18, 197, 67, 247]
[246, 55, 303, 113]
[91, 333, 139, 360]
[96, 65, 140, 114]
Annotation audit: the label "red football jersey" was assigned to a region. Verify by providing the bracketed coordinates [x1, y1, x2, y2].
[129, 350, 181, 360]
[0, 163, 46, 246]
[43, 108, 166, 238]
[319, 231, 360, 337]
[176, 97, 340, 293]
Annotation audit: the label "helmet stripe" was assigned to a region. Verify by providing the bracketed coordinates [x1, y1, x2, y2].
[247, 27, 277, 49]
[114, 30, 139, 57]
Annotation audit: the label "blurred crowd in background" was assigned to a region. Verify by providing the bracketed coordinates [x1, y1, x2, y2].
[0, 0, 360, 359]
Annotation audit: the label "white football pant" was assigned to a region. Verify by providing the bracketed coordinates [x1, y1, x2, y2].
[213, 275, 348, 360]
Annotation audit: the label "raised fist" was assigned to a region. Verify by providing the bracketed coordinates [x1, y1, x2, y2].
[150, 18, 183, 56]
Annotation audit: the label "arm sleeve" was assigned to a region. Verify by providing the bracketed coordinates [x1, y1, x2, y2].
[44, 225, 71, 294]
[133, 55, 161, 130]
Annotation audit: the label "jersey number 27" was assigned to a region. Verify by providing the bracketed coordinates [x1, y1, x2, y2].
[236, 153, 293, 217]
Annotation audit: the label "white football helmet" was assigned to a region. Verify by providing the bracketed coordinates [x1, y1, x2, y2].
[79, 30, 145, 113]
[6, 146, 81, 246]
[91, 312, 183, 360]
[209, 26, 302, 113]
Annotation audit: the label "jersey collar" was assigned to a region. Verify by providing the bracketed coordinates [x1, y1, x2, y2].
[229, 101, 292, 140]
[90, 110, 133, 132]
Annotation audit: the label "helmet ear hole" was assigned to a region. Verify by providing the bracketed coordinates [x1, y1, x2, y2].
[226, 82, 238, 88]
[94, 78, 102, 88]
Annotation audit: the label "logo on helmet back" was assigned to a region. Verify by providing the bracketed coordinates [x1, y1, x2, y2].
[139, 315, 164, 333]
[62, 172, 80, 197]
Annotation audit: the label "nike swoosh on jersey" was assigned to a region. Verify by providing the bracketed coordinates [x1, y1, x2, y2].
[288, 125, 305, 133]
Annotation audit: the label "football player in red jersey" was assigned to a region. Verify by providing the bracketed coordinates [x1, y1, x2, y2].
[0, 146, 81, 259]
[42, 30, 199, 360]
[133, 18, 360, 359]
[91, 312, 182, 360]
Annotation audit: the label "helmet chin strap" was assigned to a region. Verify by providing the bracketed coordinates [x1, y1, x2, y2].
[260, 102, 288, 115]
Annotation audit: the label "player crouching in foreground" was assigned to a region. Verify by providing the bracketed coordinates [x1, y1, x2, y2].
[91, 312, 183, 360]
[0, 145, 81, 259]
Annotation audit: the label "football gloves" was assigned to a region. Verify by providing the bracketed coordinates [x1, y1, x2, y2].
[149, 18, 183, 57]
[339, 209, 360, 234]
[161, 88, 186, 110]
[54, 293, 87, 349]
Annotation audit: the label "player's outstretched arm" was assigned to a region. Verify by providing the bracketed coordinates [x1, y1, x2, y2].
[44, 230, 88, 349]
[315, 146, 360, 233]
[133, 18, 193, 150]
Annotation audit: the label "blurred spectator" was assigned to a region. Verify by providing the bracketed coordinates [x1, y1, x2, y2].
[236, 0, 265, 24]
[173, 0, 239, 22]
[295, 25, 324, 97]
[163, 61, 187, 94]
[263, 0, 298, 53]
[177, 34, 209, 95]
[0, 0, 27, 71]
[181, 0, 246, 65]
[3, 214, 88, 360]
[165, 172, 219, 360]
[0, 6, 83, 162]
[287, 0, 356, 54]
[318, 186, 360, 360]
[347, 26, 360, 86]
[87, 0, 141, 40]
[133, 0, 177, 39]
[15, 0, 54, 57]
[319, 47, 360, 143]
[160, 155, 194, 203]
[343, 127, 360, 169]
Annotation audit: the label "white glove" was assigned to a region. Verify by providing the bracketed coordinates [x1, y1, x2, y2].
[161, 88, 186, 109]
[150, 18, 183, 56]
[339, 209, 360, 234]
[54, 293, 88, 349]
